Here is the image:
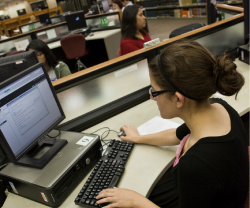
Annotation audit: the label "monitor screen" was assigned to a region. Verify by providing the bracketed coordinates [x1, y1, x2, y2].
[101, 0, 110, 13]
[0, 51, 38, 83]
[65, 11, 87, 31]
[38, 13, 51, 24]
[0, 62, 66, 168]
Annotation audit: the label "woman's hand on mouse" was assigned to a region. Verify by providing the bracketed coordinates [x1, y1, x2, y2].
[120, 125, 140, 143]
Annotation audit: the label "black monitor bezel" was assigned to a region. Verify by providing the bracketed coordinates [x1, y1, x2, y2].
[38, 13, 51, 24]
[0, 62, 66, 163]
[65, 11, 87, 31]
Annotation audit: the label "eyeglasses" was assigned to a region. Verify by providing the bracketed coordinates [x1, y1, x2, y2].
[149, 87, 171, 98]
[35, 52, 43, 57]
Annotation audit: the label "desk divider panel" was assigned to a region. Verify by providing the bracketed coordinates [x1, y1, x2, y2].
[0, 35, 32, 54]
[196, 21, 244, 56]
[86, 13, 121, 30]
[57, 50, 157, 132]
[35, 25, 68, 42]
[54, 9, 244, 132]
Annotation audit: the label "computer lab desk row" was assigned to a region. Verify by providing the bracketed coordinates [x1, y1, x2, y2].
[2, 59, 249, 208]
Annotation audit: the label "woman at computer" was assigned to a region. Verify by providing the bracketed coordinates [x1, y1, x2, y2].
[26, 39, 71, 81]
[112, 0, 123, 12]
[96, 40, 248, 207]
[120, 4, 151, 55]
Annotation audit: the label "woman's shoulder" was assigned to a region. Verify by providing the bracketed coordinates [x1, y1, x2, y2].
[56, 61, 68, 69]
[209, 98, 239, 119]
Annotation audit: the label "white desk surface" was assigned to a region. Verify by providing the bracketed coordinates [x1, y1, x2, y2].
[2, 59, 249, 208]
[48, 29, 121, 50]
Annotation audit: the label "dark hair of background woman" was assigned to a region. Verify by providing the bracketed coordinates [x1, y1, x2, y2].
[26, 39, 58, 68]
[121, 4, 146, 39]
[112, 0, 123, 10]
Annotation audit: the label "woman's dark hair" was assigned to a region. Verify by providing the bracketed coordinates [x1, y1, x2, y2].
[121, 4, 145, 39]
[112, 0, 123, 10]
[149, 40, 245, 100]
[26, 39, 58, 68]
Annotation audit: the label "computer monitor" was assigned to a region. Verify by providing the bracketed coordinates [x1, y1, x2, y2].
[17, 9, 26, 16]
[0, 51, 38, 83]
[101, 0, 110, 13]
[65, 11, 87, 31]
[0, 62, 67, 169]
[38, 13, 51, 25]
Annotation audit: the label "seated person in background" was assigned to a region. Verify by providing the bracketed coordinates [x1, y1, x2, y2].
[26, 39, 71, 81]
[120, 4, 151, 55]
[96, 40, 248, 208]
[121, 0, 133, 11]
[112, 0, 124, 12]
[29, 15, 36, 23]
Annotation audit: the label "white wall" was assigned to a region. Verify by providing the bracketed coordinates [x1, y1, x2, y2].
[5, 0, 31, 18]
[23, 0, 32, 14]
[0, 4, 9, 16]
[46, 0, 57, 9]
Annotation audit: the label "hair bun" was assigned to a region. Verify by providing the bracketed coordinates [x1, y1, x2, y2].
[214, 54, 244, 97]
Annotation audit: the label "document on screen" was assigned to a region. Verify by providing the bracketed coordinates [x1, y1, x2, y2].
[7, 86, 49, 135]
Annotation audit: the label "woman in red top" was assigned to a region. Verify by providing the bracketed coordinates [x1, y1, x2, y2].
[120, 5, 151, 55]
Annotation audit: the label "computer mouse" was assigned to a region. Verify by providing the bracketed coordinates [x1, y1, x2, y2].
[117, 131, 126, 137]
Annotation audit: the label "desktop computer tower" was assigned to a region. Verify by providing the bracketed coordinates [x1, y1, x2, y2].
[0, 131, 102, 207]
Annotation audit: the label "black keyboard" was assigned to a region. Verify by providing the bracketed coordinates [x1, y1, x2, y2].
[74, 139, 134, 207]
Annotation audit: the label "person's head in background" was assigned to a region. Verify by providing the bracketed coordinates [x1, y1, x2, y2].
[121, 4, 146, 39]
[149, 39, 244, 119]
[112, 0, 123, 11]
[26, 39, 58, 72]
[121, 0, 132, 6]
[29, 15, 36, 22]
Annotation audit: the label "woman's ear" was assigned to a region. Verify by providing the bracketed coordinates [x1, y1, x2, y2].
[175, 92, 185, 108]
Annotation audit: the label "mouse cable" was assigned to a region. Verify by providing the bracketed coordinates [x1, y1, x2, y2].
[100, 130, 118, 147]
[90, 127, 118, 147]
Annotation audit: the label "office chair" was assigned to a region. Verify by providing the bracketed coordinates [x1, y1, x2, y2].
[60, 34, 89, 71]
[6, 50, 25, 57]
[169, 23, 205, 38]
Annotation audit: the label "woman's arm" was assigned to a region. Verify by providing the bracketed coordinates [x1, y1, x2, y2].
[120, 125, 181, 146]
[96, 188, 160, 208]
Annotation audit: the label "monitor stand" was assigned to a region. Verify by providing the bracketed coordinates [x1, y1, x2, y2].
[16, 137, 67, 169]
